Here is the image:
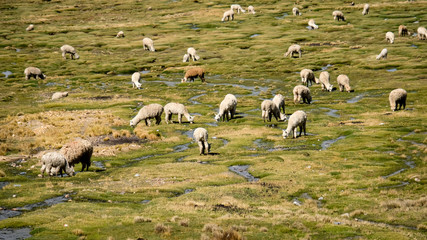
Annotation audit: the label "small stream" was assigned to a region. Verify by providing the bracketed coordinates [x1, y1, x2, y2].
[320, 136, 346, 151]
[2, 71, 12, 78]
[0, 195, 71, 221]
[0, 228, 32, 240]
[320, 107, 340, 118]
[347, 94, 365, 103]
[229, 165, 259, 182]
[188, 93, 206, 105]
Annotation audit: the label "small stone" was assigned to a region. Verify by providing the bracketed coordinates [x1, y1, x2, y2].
[414, 178, 420, 182]
[341, 213, 350, 218]
[134, 174, 140, 177]
[12, 195, 16, 198]
[318, 197, 324, 201]
[108, 200, 112, 203]
[64, 224, 68, 227]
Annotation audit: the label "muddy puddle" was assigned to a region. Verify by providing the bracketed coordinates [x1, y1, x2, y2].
[2, 71, 12, 78]
[320, 107, 340, 118]
[386, 68, 397, 72]
[410, 44, 418, 48]
[320, 136, 346, 151]
[0, 182, 9, 190]
[0, 227, 32, 239]
[347, 94, 365, 103]
[292, 193, 323, 208]
[181, 129, 193, 139]
[275, 13, 288, 19]
[92, 161, 106, 170]
[186, 24, 200, 30]
[0, 195, 71, 221]
[188, 93, 206, 105]
[229, 165, 259, 182]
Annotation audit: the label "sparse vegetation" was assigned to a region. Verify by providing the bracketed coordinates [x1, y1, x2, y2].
[0, 0, 426, 239]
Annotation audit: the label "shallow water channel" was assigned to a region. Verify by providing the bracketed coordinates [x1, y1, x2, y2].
[228, 165, 259, 182]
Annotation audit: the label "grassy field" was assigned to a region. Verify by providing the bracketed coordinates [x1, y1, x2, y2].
[0, 0, 426, 239]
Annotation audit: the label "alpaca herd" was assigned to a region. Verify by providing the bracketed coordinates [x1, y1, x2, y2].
[21, 2, 417, 176]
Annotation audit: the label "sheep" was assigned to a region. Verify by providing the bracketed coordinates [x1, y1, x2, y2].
[386, 32, 395, 44]
[215, 94, 237, 122]
[24, 67, 46, 80]
[261, 100, 286, 122]
[319, 71, 333, 92]
[132, 72, 142, 89]
[130, 103, 164, 127]
[293, 85, 312, 104]
[183, 54, 190, 62]
[248, 5, 255, 14]
[282, 110, 307, 139]
[308, 19, 318, 29]
[300, 69, 319, 87]
[362, 4, 369, 15]
[26, 24, 34, 31]
[193, 127, 210, 155]
[389, 88, 407, 111]
[376, 48, 388, 60]
[230, 4, 245, 14]
[272, 94, 286, 114]
[182, 67, 205, 83]
[222, 9, 234, 22]
[51, 92, 68, 100]
[40, 152, 75, 177]
[116, 31, 125, 38]
[142, 37, 155, 51]
[187, 47, 200, 61]
[284, 44, 302, 58]
[164, 102, 194, 124]
[337, 74, 352, 92]
[333, 10, 345, 21]
[60, 45, 80, 60]
[292, 7, 301, 16]
[398, 25, 408, 36]
[60, 139, 93, 172]
[417, 27, 427, 40]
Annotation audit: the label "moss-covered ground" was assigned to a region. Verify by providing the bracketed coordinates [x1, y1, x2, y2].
[0, 0, 426, 239]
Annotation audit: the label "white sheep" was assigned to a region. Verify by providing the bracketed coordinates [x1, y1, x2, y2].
[337, 74, 352, 92]
[51, 92, 68, 100]
[386, 32, 395, 44]
[182, 67, 205, 83]
[164, 102, 194, 124]
[215, 94, 237, 122]
[272, 94, 286, 114]
[300, 69, 319, 87]
[41, 152, 75, 177]
[193, 127, 210, 155]
[284, 44, 302, 58]
[183, 54, 190, 62]
[186, 47, 200, 61]
[231, 4, 245, 14]
[389, 88, 407, 111]
[130, 103, 164, 127]
[319, 71, 333, 92]
[417, 27, 427, 40]
[362, 4, 369, 15]
[398, 25, 408, 36]
[293, 85, 312, 104]
[308, 19, 318, 29]
[132, 72, 142, 89]
[142, 37, 155, 51]
[248, 5, 255, 14]
[60, 139, 93, 171]
[282, 110, 307, 139]
[60, 45, 79, 60]
[24, 67, 46, 80]
[292, 7, 301, 16]
[333, 10, 345, 21]
[376, 48, 388, 60]
[261, 100, 286, 122]
[116, 31, 125, 38]
[222, 10, 234, 22]
[26, 24, 34, 31]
